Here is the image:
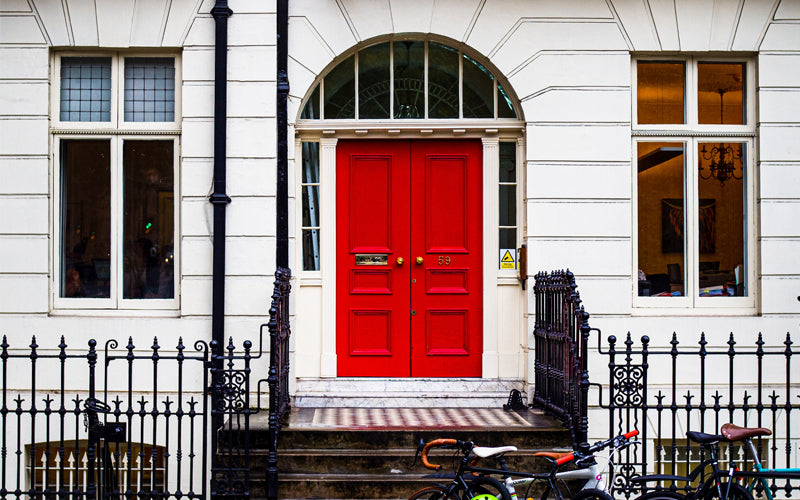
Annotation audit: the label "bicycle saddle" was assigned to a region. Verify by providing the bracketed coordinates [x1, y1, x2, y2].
[720, 423, 772, 441]
[686, 430, 726, 444]
[472, 445, 517, 458]
[533, 451, 573, 461]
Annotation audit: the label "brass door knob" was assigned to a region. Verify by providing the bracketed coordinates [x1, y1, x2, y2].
[416, 256, 424, 265]
[396, 257, 404, 265]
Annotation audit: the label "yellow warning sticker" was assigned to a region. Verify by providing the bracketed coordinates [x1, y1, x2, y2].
[499, 249, 516, 270]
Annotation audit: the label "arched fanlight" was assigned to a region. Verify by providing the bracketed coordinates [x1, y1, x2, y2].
[300, 40, 517, 120]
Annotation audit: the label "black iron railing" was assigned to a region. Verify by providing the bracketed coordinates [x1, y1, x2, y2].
[1, 335, 214, 499]
[599, 331, 799, 498]
[532, 270, 591, 452]
[265, 266, 291, 500]
[0, 269, 291, 500]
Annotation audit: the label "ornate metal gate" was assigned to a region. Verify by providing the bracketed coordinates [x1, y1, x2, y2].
[0, 271, 291, 499]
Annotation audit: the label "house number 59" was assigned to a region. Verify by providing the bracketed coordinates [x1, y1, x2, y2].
[438, 255, 451, 265]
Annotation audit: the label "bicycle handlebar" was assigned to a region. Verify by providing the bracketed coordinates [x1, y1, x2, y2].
[420, 438, 460, 470]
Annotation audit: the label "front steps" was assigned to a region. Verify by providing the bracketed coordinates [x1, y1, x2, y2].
[244, 406, 572, 499]
[294, 378, 525, 408]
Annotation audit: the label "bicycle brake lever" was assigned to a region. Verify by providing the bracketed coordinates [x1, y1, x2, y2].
[410, 438, 424, 468]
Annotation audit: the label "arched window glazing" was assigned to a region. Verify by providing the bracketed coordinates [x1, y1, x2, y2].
[300, 40, 517, 120]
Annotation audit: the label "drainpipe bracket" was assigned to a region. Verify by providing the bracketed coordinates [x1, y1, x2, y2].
[211, 4, 233, 18]
[209, 193, 232, 205]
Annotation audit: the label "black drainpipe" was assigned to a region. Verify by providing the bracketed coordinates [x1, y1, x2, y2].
[276, 0, 289, 268]
[210, 0, 232, 429]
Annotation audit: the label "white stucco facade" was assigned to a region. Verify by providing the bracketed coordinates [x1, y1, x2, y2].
[0, 0, 799, 410]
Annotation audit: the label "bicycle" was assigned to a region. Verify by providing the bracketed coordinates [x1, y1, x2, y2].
[631, 429, 754, 500]
[408, 438, 514, 500]
[500, 430, 639, 500]
[408, 430, 638, 500]
[718, 423, 800, 500]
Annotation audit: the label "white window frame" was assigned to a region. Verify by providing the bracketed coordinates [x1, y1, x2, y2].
[50, 52, 181, 312]
[632, 56, 757, 313]
[51, 52, 182, 131]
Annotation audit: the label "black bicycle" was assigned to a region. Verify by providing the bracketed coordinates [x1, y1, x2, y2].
[632, 429, 753, 500]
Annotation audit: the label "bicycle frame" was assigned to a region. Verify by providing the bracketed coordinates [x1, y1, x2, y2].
[502, 440, 629, 499]
[735, 438, 800, 500]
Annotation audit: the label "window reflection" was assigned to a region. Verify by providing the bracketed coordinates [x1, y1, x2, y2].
[60, 140, 111, 298]
[637, 142, 685, 297]
[698, 62, 744, 125]
[358, 43, 390, 119]
[428, 42, 459, 118]
[301, 40, 518, 121]
[324, 55, 355, 119]
[637, 62, 685, 124]
[302, 142, 321, 270]
[393, 41, 424, 118]
[123, 140, 174, 299]
[462, 54, 493, 118]
[697, 142, 746, 297]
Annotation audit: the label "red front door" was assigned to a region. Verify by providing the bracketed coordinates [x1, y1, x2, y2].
[336, 140, 483, 377]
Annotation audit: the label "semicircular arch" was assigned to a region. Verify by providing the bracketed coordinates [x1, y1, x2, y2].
[295, 34, 525, 124]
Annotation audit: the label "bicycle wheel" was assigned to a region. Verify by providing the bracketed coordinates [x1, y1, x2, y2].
[703, 482, 754, 500]
[571, 488, 616, 500]
[408, 484, 461, 500]
[457, 475, 512, 500]
[632, 490, 686, 500]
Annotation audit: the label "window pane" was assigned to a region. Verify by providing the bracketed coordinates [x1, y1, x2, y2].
[698, 142, 746, 297]
[358, 43, 390, 119]
[302, 142, 321, 271]
[302, 186, 320, 227]
[462, 54, 493, 118]
[60, 140, 111, 298]
[123, 140, 175, 299]
[60, 57, 111, 122]
[497, 83, 516, 118]
[637, 142, 685, 297]
[637, 62, 685, 124]
[499, 142, 516, 182]
[324, 54, 355, 119]
[301, 84, 320, 119]
[499, 228, 516, 250]
[499, 185, 516, 226]
[428, 42, 459, 118]
[393, 41, 424, 118]
[124, 58, 175, 122]
[303, 229, 321, 271]
[302, 142, 320, 183]
[698, 62, 745, 125]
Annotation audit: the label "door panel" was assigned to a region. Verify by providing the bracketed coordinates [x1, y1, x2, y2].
[411, 140, 483, 377]
[337, 139, 482, 377]
[337, 141, 411, 376]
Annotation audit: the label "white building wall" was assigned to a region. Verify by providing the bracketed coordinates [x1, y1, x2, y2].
[0, 0, 797, 410]
[0, 0, 278, 381]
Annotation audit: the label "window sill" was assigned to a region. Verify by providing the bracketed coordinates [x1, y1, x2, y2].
[630, 306, 758, 317]
[49, 308, 181, 318]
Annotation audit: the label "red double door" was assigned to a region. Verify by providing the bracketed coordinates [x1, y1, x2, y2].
[336, 140, 483, 377]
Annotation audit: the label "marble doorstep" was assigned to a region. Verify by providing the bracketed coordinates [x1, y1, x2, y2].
[280, 406, 556, 430]
[294, 378, 525, 408]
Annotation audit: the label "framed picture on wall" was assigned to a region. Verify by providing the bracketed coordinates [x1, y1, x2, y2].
[661, 198, 716, 253]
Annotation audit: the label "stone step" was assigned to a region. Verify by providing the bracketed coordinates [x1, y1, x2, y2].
[248, 446, 571, 474]
[294, 378, 525, 408]
[228, 407, 573, 499]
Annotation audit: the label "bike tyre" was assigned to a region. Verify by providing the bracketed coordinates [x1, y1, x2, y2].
[455, 475, 512, 500]
[571, 488, 616, 500]
[408, 484, 461, 500]
[703, 482, 754, 500]
[633, 490, 686, 500]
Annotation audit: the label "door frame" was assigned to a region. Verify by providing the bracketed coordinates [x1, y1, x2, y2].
[295, 126, 525, 380]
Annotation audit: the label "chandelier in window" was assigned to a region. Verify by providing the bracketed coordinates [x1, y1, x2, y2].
[699, 142, 742, 186]
[698, 87, 742, 186]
